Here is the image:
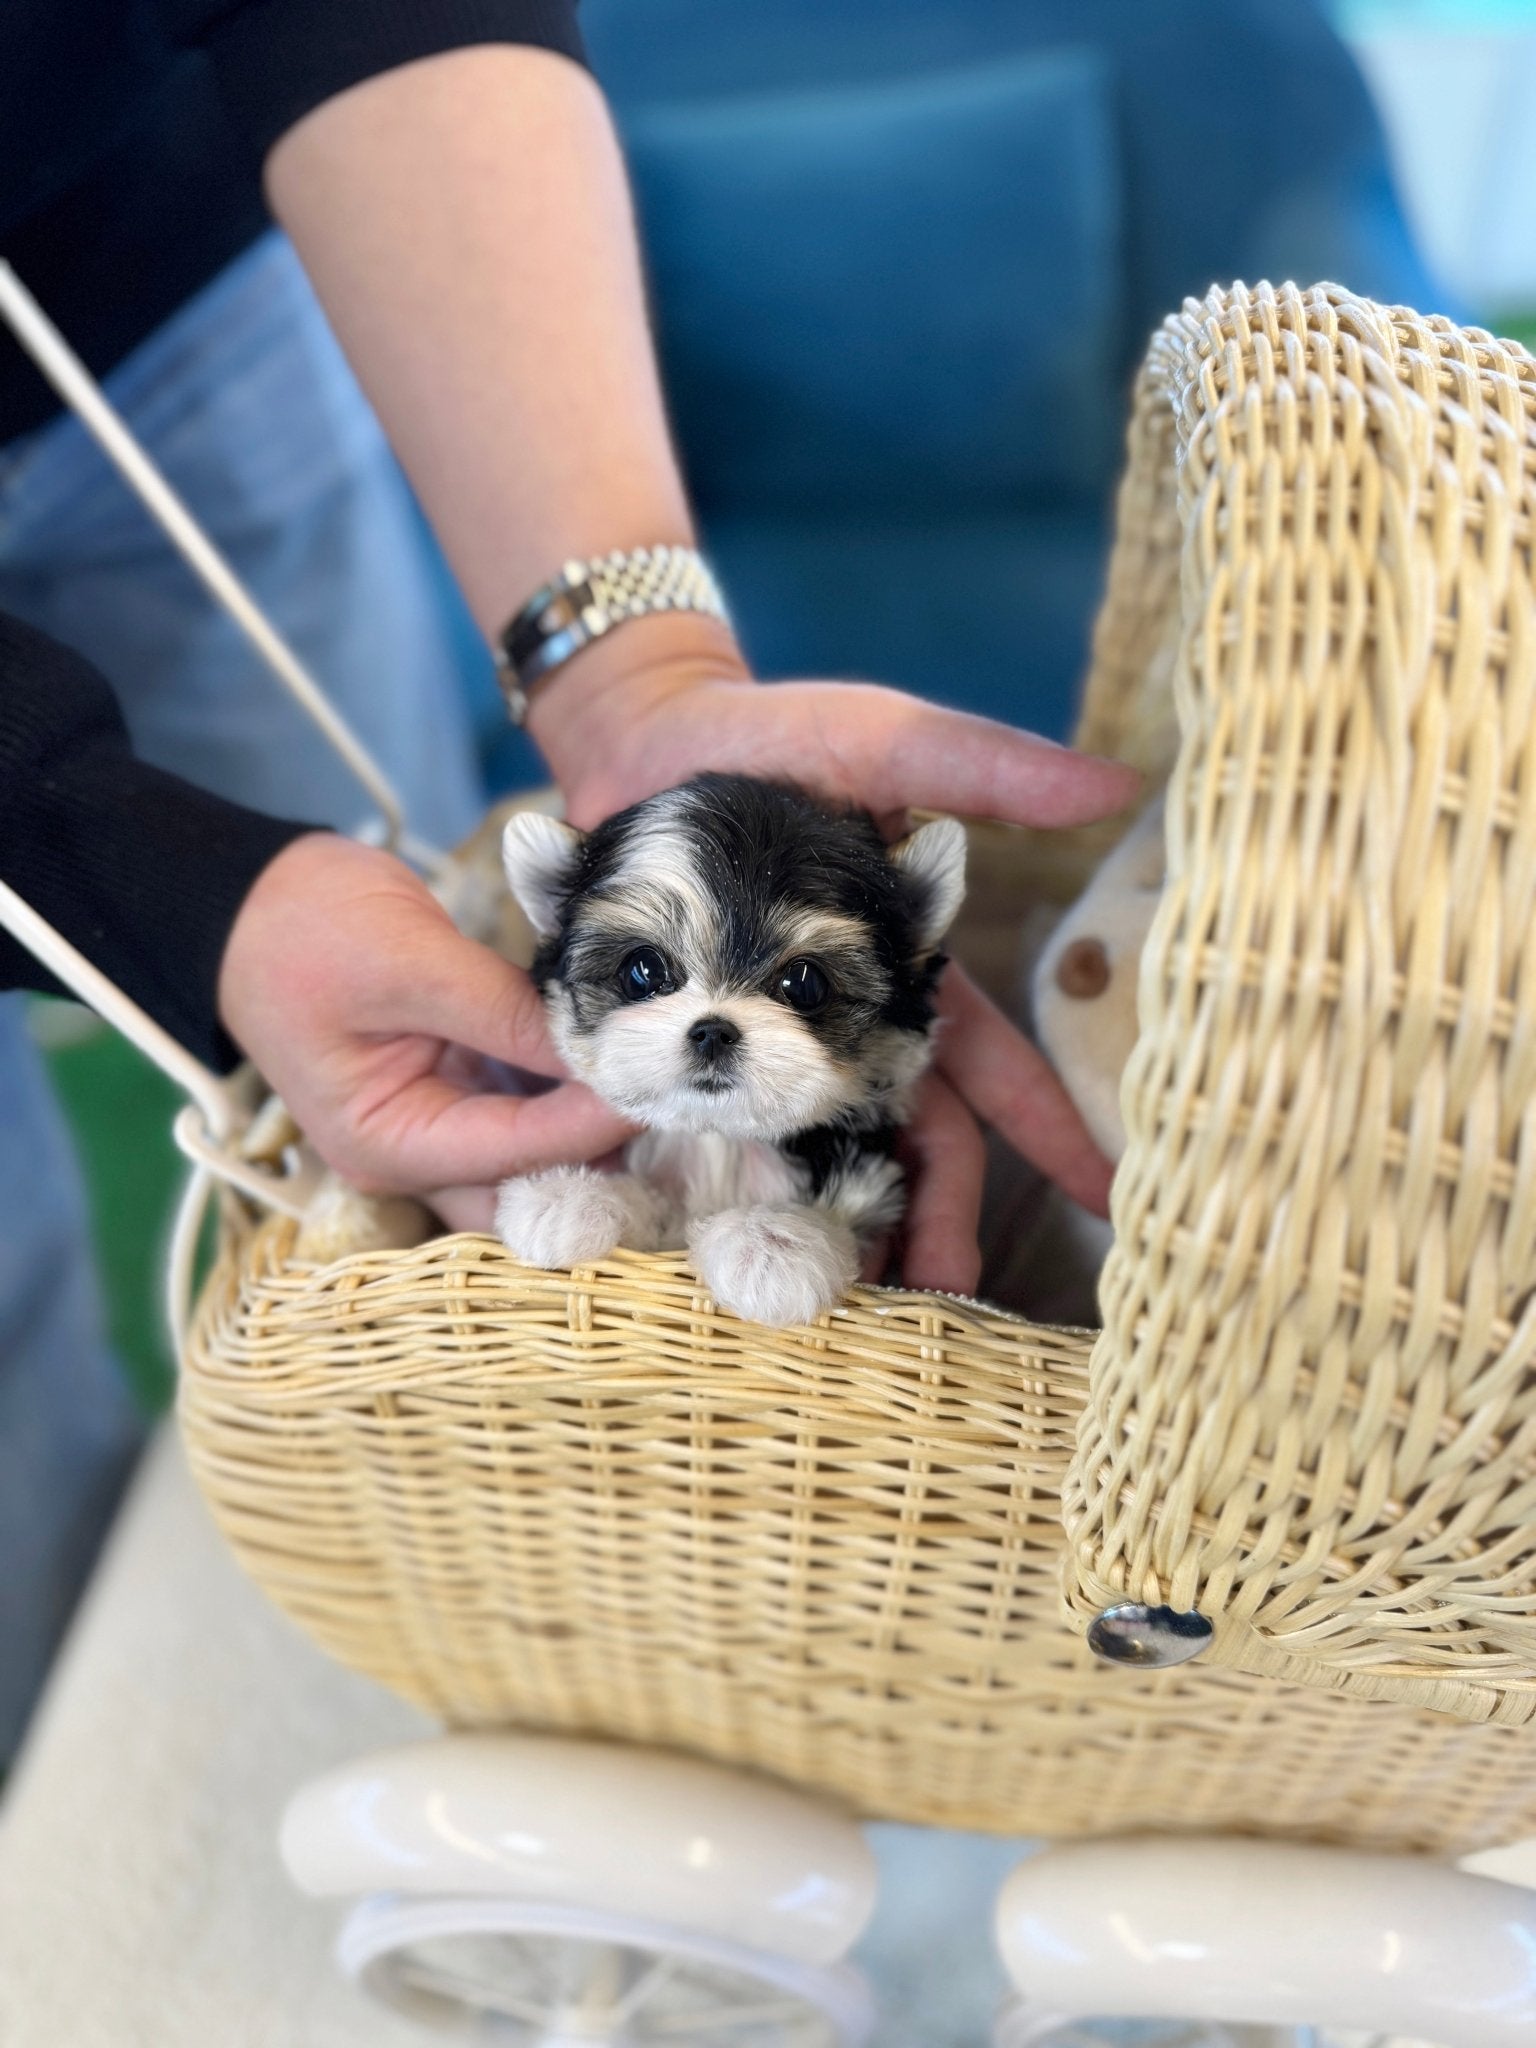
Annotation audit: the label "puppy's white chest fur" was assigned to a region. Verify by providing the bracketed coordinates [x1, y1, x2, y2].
[627, 1128, 803, 1230]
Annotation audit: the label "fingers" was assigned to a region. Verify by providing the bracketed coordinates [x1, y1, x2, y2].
[935, 967, 1116, 1217]
[343, 1074, 634, 1192]
[426, 1183, 497, 1233]
[874, 694, 1142, 831]
[388, 927, 565, 1078]
[573, 678, 1141, 838]
[859, 1230, 893, 1284]
[898, 1071, 986, 1297]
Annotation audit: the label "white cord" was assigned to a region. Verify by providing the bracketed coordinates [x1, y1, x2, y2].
[166, 1165, 213, 1357]
[0, 877, 243, 1140]
[0, 259, 436, 865]
[171, 1102, 319, 1220]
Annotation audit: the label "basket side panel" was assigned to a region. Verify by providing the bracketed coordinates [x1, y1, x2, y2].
[1065, 282, 1536, 1720]
[180, 1225, 1536, 1850]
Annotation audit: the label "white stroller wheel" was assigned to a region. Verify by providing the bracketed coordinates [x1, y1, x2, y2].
[339, 1893, 874, 2045]
[281, 1733, 876, 1969]
[282, 1735, 878, 2041]
[992, 2005, 1429, 2048]
[993, 1836, 1536, 2048]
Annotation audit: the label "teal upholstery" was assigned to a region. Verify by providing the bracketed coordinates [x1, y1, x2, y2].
[625, 53, 1121, 516]
[481, 0, 1441, 789]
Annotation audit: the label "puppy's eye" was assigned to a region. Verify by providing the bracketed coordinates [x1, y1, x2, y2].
[617, 945, 675, 1001]
[776, 958, 831, 1013]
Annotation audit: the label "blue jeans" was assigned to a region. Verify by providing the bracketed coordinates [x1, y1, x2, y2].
[0, 232, 487, 1759]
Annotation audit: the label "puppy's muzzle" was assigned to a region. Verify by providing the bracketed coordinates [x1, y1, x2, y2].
[687, 1014, 741, 1068]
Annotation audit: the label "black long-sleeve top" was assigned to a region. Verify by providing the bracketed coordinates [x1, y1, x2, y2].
[0, 0, 586, 1064]
[0, 614, 311, 1070]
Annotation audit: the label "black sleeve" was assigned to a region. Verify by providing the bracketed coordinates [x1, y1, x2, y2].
[163, 0, 587, 169]
[0, 612, 315, 1073]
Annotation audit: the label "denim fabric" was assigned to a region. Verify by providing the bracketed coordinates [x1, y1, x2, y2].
[0, 995, 143, 1762]
[0, 231, 484, 840]
[0, 230, 486, 1762]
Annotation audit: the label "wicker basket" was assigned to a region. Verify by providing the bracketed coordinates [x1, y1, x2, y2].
[181, 282, 1536, 1854]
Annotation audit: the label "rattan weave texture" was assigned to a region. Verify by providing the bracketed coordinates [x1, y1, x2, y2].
[1064, 283, 1536, 1723]
[180, 281, 1536, 1850]
[182, 1221, 1536, 1850]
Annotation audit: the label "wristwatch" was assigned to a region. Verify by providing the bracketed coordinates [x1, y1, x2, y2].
[494, 543, 730, 724]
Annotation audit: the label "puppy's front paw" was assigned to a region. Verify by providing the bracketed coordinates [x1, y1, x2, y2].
[688, 1206, 858, 1327]
[495, 1167, 632, 1269]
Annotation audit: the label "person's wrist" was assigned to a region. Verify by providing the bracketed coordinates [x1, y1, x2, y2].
[523, 608, 753, 778]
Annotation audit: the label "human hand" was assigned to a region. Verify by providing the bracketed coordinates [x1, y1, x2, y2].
[529, 619, 1136, 1294]
[531, 618, 1139, 840]
[218, 833, 632, 1215]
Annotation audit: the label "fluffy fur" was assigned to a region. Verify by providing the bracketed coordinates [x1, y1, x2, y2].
[494, 774, 965, 1325]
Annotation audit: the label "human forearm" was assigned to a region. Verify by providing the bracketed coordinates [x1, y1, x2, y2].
[0, 618, 628, 1180]
[264, 46, 735, 672]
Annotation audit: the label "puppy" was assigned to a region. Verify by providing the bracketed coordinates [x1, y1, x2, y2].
[495, 773, 965, 1325]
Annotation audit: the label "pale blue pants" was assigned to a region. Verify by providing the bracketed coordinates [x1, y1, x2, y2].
[0, 231, 487, 1759]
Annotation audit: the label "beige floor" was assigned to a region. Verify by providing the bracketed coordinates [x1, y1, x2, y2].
[0, 1433, 432, 2048]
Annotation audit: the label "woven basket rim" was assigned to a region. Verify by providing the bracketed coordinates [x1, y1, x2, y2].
[189, 1213, 1101, 1406]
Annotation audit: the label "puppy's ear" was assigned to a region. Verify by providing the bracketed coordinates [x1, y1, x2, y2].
[891, 817, 966, 951]
[501, 812, 585, 938]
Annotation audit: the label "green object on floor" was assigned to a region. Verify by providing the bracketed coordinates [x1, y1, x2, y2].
[39, 1009, 185, 1416]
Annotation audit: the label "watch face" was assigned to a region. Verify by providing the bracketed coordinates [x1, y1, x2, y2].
[538, 581, 597, 636]
[505, 578, 598, 673]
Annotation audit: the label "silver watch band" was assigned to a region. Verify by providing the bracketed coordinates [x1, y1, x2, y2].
[494, 544, 730, 724]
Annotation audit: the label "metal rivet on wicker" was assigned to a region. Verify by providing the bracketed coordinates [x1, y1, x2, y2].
[1087, 1605, 1215, 1669]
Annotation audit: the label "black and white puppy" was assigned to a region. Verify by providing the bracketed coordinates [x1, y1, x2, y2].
[495, 773, 965, 1325]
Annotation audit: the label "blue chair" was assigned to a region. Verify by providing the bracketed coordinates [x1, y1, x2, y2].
[484, 0, 1440, 787]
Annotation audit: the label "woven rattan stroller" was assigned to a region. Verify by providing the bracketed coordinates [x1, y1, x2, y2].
[6, 273, 1536, 2044]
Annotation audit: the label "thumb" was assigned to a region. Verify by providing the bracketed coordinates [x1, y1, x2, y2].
[875, 694, 1143, 830]
[348, 1074, 634, 1191]
[385, 925, 566, 1079]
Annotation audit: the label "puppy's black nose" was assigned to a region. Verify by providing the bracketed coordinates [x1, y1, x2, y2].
[687, 1015, 741, 1060]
